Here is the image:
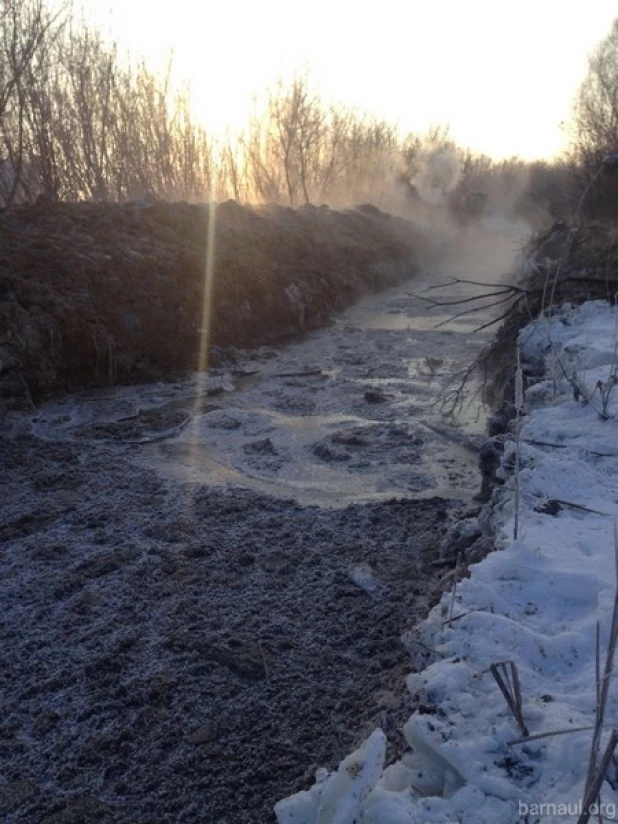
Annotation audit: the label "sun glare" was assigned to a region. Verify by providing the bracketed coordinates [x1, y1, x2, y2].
[187, 199, 218, 484]
[81, 0, 618, 162]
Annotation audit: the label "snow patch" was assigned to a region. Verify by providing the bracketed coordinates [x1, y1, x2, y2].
[274, 729, 386, 824]
[276, 299, 618, 823]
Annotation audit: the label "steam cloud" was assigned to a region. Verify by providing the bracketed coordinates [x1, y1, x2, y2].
[413, 147, 462, 206]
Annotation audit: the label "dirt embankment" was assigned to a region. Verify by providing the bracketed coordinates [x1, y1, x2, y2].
[0, 201, 430, 415]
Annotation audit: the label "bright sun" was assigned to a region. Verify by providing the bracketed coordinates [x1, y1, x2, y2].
[83, 0, 616, 161]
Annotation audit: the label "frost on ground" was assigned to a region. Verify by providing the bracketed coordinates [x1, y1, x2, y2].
[0, 271, 494, 824]
[0, 220, 528, 822]
[276, 300, 618, 823]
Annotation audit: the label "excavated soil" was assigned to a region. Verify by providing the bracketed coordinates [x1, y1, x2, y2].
[0, 200, 429, 416]
[1, 428, 450, 823]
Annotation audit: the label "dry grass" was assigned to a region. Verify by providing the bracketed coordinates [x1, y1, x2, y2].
[578, 526, 618, 823]
[489, 660, 529, 739]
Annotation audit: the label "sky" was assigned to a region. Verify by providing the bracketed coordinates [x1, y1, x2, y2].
[79, 0, 617, 161]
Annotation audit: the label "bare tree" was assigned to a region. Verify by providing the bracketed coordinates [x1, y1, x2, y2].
[0, 0, 564, 216]
[571, 18, 618, 215]
[262, 76, 326, 206]
[0, 0, 65, 204]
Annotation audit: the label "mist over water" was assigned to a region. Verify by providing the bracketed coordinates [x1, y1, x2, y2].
[440, 216, 531, 283]
[413, 146, 463, 206]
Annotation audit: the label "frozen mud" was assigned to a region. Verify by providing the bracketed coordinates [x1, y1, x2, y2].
[1, 224, 522, 822]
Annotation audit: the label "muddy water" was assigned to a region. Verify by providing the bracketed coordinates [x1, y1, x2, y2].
[141, 272, 491, 506]
[0, 219, 528, 824]
[20, 268, 496, 507]
[13, 218, 527, 505]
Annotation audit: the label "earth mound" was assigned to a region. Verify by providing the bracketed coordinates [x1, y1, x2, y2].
[0, 201, 430, 415]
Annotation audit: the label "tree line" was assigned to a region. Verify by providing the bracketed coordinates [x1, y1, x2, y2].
[0, 0, 615, 219]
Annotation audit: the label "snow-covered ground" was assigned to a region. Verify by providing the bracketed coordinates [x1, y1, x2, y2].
[276, 300, 618, 823]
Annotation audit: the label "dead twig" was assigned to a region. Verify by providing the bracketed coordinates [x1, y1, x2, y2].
[446, 552, 463, 627]
[579, 526, 618, 822]
[432, 293, 520, 330]
[578, 730, 618, 824]
[413, 276, 530, 294]
[523, 439, 614, 458]
[490, 660, 529, 738]
[508, 724, 598, 747]
[412, 288, 513, 307]
[440, 609, 474, 627]
[552, 499, 611, 516]
[472, 300, 526, 334]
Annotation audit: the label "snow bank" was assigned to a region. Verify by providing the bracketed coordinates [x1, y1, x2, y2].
[276, 300, 618, 823]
